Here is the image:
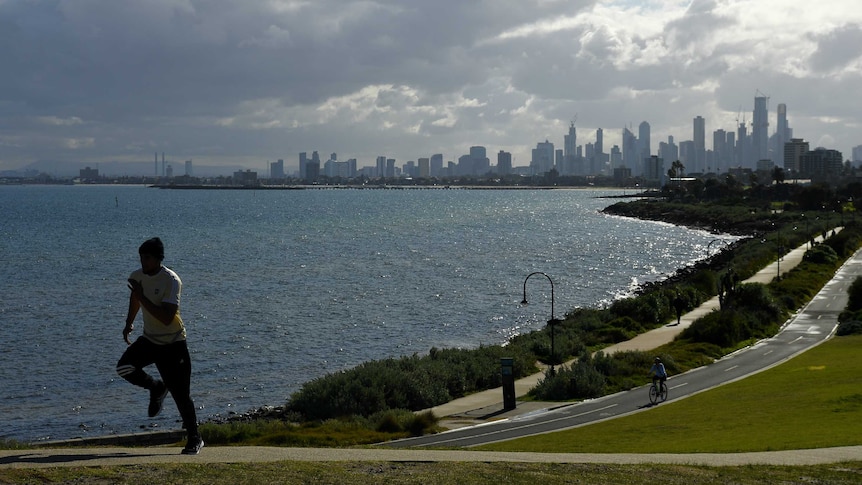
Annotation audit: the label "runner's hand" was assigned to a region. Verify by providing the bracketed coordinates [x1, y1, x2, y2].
[123, 324, 133, 345]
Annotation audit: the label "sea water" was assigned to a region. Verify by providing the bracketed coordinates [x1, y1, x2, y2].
[0, 185, 735, 442]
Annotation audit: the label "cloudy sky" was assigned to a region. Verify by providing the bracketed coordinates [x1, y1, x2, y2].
[1, 0, 861, 175]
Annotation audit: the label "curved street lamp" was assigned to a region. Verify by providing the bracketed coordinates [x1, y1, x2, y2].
[706, 238, 730, 258]
[521, 271, 562, 375]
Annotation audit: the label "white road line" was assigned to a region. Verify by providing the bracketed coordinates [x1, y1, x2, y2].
[424, 404, 620, 446]
[669, 382, 688, 390]
[724, 365, 739, 372]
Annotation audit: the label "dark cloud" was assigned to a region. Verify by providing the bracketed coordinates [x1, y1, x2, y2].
[0, 0, 860, 171]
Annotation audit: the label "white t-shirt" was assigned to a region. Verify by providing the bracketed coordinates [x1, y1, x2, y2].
[129, 265, 186, 344]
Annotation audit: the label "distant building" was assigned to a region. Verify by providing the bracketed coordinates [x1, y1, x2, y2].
[639, 121, 651, 161]
[270, 159, 285, 179]
[430, 154, 444, 177]
[233, 169, 259, 186]
[613, 166, 631, 185]
[299, 152, 308, 179]
[659, 136, 678, 167]
[800, 147, 843, 179]
[693, 116, 705, 173]
[752, 96, 770, 164]
[418, 157, 430, 178]
[185, 160, 193, 177]
[853, 145, 862, 164]
[530, 140, 554, 175]
[497, 150, 512, 175]
[784, 138, 809, 173]
[79, 166, 99, 181]
[643, 155, 664, 185]
[756, 159, 775, 173]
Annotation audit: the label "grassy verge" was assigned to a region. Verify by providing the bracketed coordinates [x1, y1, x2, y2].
[479, 334, 862, 454]
[2, 461, 862, 484]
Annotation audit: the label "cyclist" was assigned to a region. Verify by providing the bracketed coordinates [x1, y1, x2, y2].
[649, 356, 667, 388]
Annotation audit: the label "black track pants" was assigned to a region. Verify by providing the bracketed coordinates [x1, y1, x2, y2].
[116, 337, 198, 434]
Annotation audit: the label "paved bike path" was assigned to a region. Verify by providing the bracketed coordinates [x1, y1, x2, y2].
[2, 445, 861, 468]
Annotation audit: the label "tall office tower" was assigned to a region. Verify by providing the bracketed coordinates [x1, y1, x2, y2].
[774, 103, 790, 161]
[386, 158, 396, 177]
[726, 132, 735, 168]
[497, 150, 512, 175]
[299, 152, 308, 179]
[185, 160, 193, 176]
[736, 121, 748, 168]
[679, 140, 695, 168]
[564, 122, 577, 159]
[753, 95, 769, 163]
[784, 138, 809, 173]
[270, 159, 284, 179]
[469, 146, 490, 174]
[376, 156, 386, 178]
[418, 158, 430, 178]
[622, 127, 638, 172]
[430, 153, 443, 177]
[311, 151, 321, 179]
[595, 128, 604, 156]
[638, 121, 651, 160]
[713, 129, 727, 173]
[659, 136, 679, 164]
[610, 145, 622, 167]
[693, 116, 705, 173]
[853, 145, 862, 163]
[531, 140, 555, 175]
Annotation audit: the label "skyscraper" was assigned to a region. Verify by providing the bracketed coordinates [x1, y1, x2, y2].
[659, 136, 678, 164]
[497, 150, 512, 175]
[753, 95, 769, 163]
[693, 116, 705, 173]
[622, 127, 638, 171]
[595, 128, 604, 156]
[531, 140, 555, 175]
[774, 103, 791, 162]
[376, 156, 386, 178]
[638, 121, 651, 161]
[564, 122, 577, 159]
[430, 153, 444, 177]
[270, 159, 284, 179]
[299, 152, 308, 179]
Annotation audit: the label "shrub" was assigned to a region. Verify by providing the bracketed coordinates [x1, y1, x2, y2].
[837, 320, 862, 336]
[529, 360, 606, 401]
[847, 277, 862, 312]
[803, 244, 839, 265]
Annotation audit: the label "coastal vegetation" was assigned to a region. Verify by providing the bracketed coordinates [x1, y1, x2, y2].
[191, 177, 862, 446]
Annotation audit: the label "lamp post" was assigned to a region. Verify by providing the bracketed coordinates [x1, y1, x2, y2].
[706, 238, 730, 258]
[521, 271, 562, 375]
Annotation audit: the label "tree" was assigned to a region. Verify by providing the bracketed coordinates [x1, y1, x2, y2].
[772, 166, 785, 185]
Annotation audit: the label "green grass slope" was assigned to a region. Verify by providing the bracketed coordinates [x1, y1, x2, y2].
[480, 334, 862, 454]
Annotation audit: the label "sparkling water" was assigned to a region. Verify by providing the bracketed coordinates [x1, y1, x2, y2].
[0, 185, 735, 442]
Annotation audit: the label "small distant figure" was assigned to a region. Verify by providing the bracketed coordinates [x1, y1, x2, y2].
[116, 237, 203, 455]
[649, 356, 667, 389]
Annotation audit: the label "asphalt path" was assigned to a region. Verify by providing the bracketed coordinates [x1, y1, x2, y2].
[384, 250, 862, 449]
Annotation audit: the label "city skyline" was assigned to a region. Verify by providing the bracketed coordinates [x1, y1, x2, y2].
[1, 1, 861, 175]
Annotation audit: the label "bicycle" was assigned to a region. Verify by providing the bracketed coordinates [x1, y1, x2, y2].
[649, 379, 668, 404]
